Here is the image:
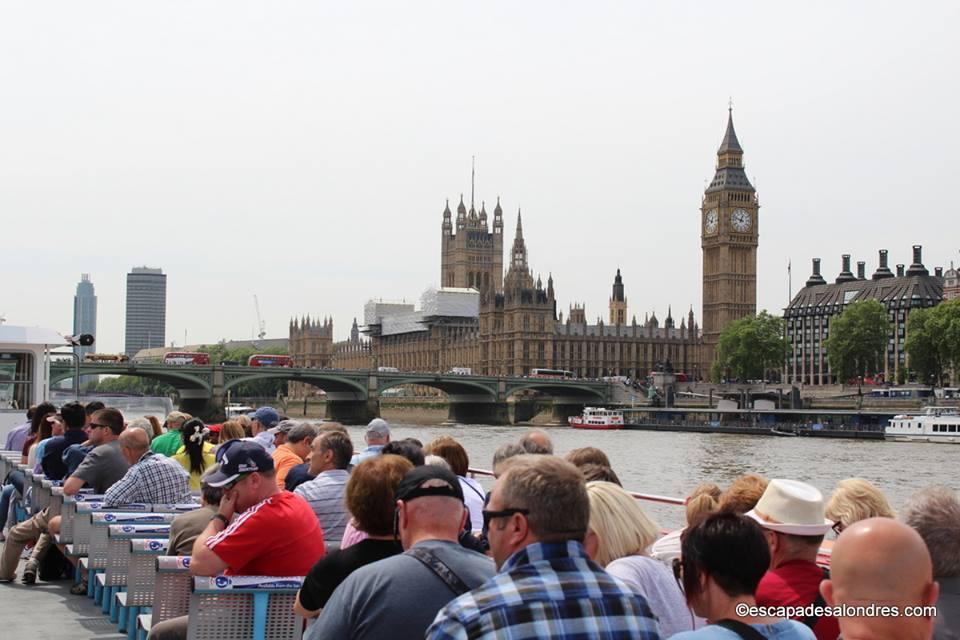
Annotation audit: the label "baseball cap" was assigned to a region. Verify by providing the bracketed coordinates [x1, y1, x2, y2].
[205, 441, 275, 487]
[248, 406, 280, 428]
[365, 418, 391, 438]
[269, 419, 299, 435]
[395, 465, 464, 503]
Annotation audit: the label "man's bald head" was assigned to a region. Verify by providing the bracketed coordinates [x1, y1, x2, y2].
[823, 517, 939, 640]
[831, 517, 933, 603]
[397, 490, 467, 549]
[119, 427, 150, 460]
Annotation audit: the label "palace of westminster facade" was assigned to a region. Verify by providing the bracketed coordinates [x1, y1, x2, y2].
[290, 110, 762, 381]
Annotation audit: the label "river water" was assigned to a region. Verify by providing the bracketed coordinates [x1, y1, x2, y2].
[342, 422, 958, 530]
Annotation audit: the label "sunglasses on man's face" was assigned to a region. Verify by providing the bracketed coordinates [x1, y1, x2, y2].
[89, 423, 110, 430]
[481, 507, 530, 532]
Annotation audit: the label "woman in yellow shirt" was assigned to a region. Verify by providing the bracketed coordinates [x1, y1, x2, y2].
[172, 419, 216, 491]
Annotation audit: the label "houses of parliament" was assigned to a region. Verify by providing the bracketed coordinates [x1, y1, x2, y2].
[290, 109, 759, 381]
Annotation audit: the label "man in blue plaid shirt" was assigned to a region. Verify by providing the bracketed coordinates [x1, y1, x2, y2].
[103, 428, 192, 507]
[427, 455, 662, 640]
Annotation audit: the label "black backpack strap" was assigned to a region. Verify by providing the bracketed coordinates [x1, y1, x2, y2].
[714, 619, 768, 640]
[405, 547, 471, 596]
[801, 566, 831, 629]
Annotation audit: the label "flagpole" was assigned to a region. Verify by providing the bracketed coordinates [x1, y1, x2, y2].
[788, 260, 792, 303]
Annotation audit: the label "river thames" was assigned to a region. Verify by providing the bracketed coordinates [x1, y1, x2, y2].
[343, 422, 958, 530]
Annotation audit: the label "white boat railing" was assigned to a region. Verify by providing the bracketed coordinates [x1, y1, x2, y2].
[468, 467, 685, 506]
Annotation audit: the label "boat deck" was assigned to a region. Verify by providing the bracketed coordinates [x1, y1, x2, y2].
[0, 557, 122, 640]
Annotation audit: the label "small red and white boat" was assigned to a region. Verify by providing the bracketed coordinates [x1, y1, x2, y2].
[568, 407, 625, 430]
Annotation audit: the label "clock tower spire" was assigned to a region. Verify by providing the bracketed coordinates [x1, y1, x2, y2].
[700, 106, 759, 377]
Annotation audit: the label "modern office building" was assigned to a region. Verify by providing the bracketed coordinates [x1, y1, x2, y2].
[125, 267, 167, 357]
[72, 274, 97, 361]
[784, 247, 944, 385]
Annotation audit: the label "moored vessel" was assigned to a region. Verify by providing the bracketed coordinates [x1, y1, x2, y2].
[885, 407, 960, 443]
[568, 407, 624, 430]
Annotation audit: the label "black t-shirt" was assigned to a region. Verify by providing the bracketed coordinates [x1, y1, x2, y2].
[284, 462, 314, 492]
[299, 538, 402, 611]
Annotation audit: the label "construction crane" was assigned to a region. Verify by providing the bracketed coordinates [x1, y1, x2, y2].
[253, 295, 266, 340]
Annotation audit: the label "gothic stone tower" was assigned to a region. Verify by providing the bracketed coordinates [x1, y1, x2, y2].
[701, 108, 759, 373]
[609, 268, 627, 326]
[441, 195, 504, 293]
[479, 211, 556, 375]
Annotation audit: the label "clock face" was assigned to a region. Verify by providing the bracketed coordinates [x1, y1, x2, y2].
[731, 208, 752, 232]
[704, 209, 718, 234]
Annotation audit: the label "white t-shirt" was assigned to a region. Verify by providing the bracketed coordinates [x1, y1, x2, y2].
[243, 432, 275, 454]
[458, 476, 486, 532]
[651, 528, 683, 566]
[605, 554, 699, 637]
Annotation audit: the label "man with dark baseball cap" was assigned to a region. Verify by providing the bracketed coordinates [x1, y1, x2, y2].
[308, 464, 494, 640]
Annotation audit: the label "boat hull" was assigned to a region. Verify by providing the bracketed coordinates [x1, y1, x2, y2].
[568, 418, 624, 430]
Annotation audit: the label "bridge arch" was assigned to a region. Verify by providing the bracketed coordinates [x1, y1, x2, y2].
[50, 364, 213, 392]
[377, 376, 497, 401]
[504, 382, 607, 402]
[222, 370, 368, 398]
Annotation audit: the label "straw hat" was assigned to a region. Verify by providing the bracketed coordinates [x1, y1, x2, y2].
[746, 479, 832, 536]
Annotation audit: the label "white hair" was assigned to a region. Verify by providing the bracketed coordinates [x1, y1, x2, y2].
[902, 485, 960, 578]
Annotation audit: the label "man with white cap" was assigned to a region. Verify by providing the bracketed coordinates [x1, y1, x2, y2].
[350, 418, 391, 466]
[747, 479, 839, 640]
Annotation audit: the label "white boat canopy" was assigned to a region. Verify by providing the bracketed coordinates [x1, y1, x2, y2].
[0, 325, 70, 347]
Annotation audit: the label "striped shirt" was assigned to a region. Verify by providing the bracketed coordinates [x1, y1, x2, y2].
[427, 540, 662, 640]
[294, 469, 350, 551]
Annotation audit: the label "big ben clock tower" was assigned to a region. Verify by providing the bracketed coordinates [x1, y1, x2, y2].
[701, 107, 759, 375]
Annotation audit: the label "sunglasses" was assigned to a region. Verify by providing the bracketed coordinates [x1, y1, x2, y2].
[481, 507, 530, 532]
[832, 521, 844, 536]
[89, 423, 110, 430]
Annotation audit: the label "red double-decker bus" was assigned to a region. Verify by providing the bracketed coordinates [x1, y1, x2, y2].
[163, 352, 210, 365]
[247, 354, 294, 368]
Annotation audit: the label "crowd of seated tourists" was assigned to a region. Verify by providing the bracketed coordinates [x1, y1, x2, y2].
[1, 402, 958, 639]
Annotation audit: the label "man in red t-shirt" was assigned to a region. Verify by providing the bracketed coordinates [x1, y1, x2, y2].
[747, 478, 840, 640]
[147, 442, 325, 640]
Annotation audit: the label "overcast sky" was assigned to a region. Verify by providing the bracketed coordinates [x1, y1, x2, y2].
[2, 2, 958, 353]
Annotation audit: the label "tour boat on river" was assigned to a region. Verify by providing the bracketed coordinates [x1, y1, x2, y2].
[568, 407, 625, 430]
[885, 406, 960, 443]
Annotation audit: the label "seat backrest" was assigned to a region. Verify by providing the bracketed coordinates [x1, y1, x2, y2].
[34, 478, 52, 512]
[152, 503, 201, 513]
[104, 524, 172, 586]
[61, 493, 106, 541]
[127, 539, 168, 607]
[70, 501, 109, 553]
[49, 487, 65, 518]
[90, 511, 169, 569]
[187, 576, 305, 640]
[152, 556, 192, 625]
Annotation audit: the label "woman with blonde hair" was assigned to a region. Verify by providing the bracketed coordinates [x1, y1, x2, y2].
[586, 481, 696, 637]
[825, 477, 894, 534]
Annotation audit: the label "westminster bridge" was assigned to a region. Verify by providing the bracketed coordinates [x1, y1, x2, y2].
[50, 363, 612, 424]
